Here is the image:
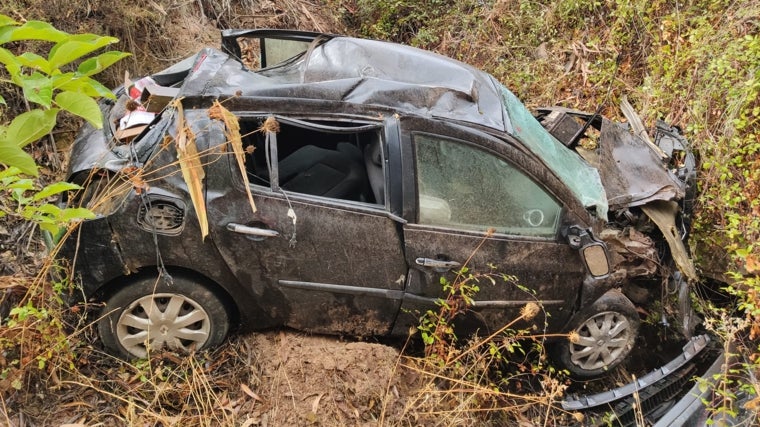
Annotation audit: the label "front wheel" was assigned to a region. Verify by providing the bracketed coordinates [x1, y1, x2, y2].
[98, 275, 230, 359]
[553, 292, 639, 378]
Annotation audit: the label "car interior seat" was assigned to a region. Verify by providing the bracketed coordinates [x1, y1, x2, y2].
[277, 143, 368, 201]
[364, 139, 384, 204]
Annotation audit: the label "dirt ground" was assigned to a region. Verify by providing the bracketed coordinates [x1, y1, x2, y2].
[239, 332, 415, 426]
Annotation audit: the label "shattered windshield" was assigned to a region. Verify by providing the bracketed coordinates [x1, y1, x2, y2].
[499, 85, 608, 220]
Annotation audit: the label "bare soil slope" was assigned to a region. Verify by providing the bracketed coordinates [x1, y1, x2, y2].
[244, 332, 413, 426]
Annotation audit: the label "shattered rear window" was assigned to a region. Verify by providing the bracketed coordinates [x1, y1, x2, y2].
[499, 85, 609, 220]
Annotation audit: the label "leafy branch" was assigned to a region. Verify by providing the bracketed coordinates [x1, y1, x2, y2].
[0, 14, 129, 175]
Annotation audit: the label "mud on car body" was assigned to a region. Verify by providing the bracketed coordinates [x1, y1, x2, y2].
[56, 29, 698, 379]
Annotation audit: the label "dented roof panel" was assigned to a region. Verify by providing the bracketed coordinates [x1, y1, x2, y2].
[175, 39, 610, 217]
[180, 39, 507, 131]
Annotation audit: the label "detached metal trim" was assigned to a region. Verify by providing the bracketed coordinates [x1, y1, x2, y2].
[561, 334, 711, 410]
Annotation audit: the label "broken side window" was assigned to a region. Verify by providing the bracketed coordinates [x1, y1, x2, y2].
[239, 117, 385, 205]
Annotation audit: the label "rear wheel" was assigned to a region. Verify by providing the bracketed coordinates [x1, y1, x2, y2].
[98, 275, 230, 359]
[554, 292, 639, 378]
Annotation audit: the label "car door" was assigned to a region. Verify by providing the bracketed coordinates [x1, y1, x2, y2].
[393, 118, 589, 335]
[207, 114, 408, 336]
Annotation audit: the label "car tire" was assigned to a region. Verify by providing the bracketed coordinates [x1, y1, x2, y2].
[553, 292, 640, 378]
[98, 275, 230, 359]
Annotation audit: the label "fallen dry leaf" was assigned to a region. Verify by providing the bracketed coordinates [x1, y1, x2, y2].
[209, 100, 257, 215]
[171, 99, 208, 240]
[240, 383, 264, 402]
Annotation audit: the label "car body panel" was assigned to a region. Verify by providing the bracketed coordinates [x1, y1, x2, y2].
[210, 179, 408, 336]
[388, 115, 595, 333]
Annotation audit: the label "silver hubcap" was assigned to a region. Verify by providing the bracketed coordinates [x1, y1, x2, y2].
[569, 311, 633, 371]
[116, 293, 211, 358]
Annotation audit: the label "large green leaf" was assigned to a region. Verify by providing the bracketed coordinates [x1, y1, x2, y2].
[33, 181, 82, 201]
[0, 140, 37, 176]
[60, 207, 96, 221]
[48, 34, 119, 69]
[0, 20, 67, 44]
[55, 91, 102, 128]
[77, 51, 131, 77]
[50, 73, 76, 90]
[21, 72, 53, 108]
[0, 166, 21, 181]
[7, 178, 34, 191]
[6, 108, 59, 147]
[16, 52, 52, 74]
[57, 75, 115, 99]
[0, 47, 20, 76]
[0, 14, 19, 28]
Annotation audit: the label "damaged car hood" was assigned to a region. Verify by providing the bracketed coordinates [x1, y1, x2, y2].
[595, 118, 686, 210]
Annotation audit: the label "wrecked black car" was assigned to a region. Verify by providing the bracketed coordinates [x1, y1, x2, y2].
[56, 29, 698, 379]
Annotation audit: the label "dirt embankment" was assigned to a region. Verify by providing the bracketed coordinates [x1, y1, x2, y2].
[244, 332, 414, 426]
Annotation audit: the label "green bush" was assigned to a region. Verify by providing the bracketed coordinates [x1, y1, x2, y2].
[0, 14, 129, 175]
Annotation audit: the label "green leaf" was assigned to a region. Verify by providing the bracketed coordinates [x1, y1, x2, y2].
[0, 47, 20, 76]
[7, 178, 34, 190]
[6, 108, 58, 147]
[0, 14, 19, 28]
[16, 52, 52, 74]
[21, 72, 53, 108]
[60, 207, 95, 221]
[0, 166, 21, 180]
[0, 94, 5, 106]
[55, 91, 102, 128]
[48, 34, 119, 70]
[33, 181, 82, 201]
[0, 20, 67, 44]
[34, 203, 61, 216]
[57, 75, 115, 99]
[77, 50, 130, 77]
[0, 140, 37, 176]
[39, 221, 61, 234]
[50, 73, 76, 89]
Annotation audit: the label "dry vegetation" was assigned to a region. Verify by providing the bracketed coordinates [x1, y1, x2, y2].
[1, 0, 759, 425]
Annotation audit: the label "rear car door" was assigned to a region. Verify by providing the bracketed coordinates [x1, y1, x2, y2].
[207, 114, 407, 335]
[394, 118, 589, 334]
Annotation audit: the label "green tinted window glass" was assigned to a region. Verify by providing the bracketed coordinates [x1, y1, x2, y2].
[415, 135, 561, 237]
[498, 84, 608, 219]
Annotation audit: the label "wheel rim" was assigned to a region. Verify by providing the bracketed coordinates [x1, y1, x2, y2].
[569, 311, 634, 371]
[116, 293, 211, 358]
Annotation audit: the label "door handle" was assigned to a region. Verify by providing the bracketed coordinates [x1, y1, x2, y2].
[227, 223, 280, 237]
[415, 257, 461, 269]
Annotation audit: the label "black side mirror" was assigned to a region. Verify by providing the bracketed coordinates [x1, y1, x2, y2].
[565, 226, 611, 278]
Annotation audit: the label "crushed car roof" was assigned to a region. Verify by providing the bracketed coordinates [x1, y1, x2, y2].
[189, 33, 508, 131]
[172, 31, 610, 218]
[77, 30, 689, 221]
